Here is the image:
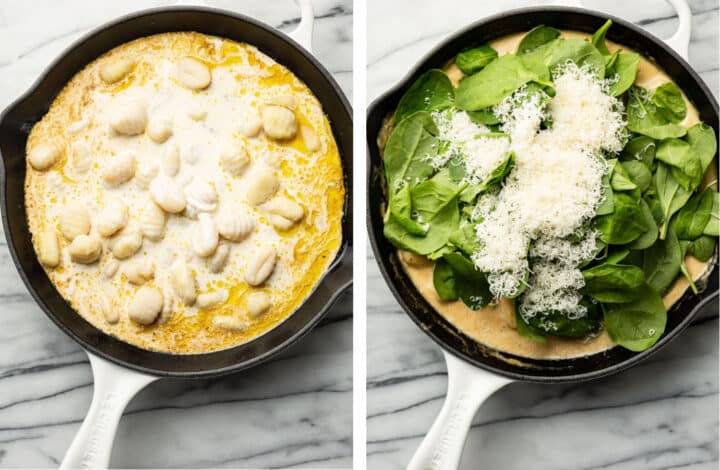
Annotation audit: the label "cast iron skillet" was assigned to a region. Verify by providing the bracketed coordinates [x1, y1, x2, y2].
[0, 4, 351, 468]
[368, 4, 717, 469]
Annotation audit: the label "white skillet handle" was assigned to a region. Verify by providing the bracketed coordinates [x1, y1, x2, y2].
[60, 352, 158, 470]
[665, 0, 692, 60]
[288, 0, 315, 55]
[407, 352, 512, 470]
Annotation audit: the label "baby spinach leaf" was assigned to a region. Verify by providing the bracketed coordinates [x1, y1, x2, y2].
[448, 219, 479, 256]
[643, 229, 682, 294]
[610, 160, 638, 191]
[622, 135, 656, 167]
[674, 188, 713, 240]
[704, 191, 719, 236]
[456, 45, 498, 75]
[521, 300, 602, 338]
[622, 160, 652, 193]
[383, 171, 463, 255]
[596, 193, 648, 244]
[394, 70, 455, 124]
[459, 152, 515, 203]
[654, 163, 692, 239]
[442, 252, 493, 309]
[627, 86, 687, 140]
[515, 309, 548, 343]
[603, 283, 666, 352]
[687, 235, 716, 261]
[582, 263, 645, 303]
[607, 52, 639, 96]
[606, 248, 630, 264]
[686, 123, 717, 173]
[596, 174, 615, 215]
[517, 25, 561, 54]
[645, 195, 665, 226]
[383, 111, 437, 192]
[630, 199, 659, 250]
[467, 109, 500, 125]
[677, 240, 700, 294]
[456, 54, 541, 111]
[591, 19, 613, 55]
[433, 258, 459, 301]
[388, 184, 428, 236]
[656, 137, 703, 191]
[523, 38, 605, 77]
[651, 82, 687, 123]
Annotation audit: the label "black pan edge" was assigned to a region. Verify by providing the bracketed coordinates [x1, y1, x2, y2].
[367, 6, 719, 383]
[0, 6, 353, 378]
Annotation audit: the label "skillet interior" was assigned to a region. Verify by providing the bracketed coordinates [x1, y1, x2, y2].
[367, 6, 719, 383]
[0, 6, 353, 378]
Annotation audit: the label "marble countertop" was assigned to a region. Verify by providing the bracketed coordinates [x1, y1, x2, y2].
[0, 0, 352, 468]
[367, 1, 718, 469]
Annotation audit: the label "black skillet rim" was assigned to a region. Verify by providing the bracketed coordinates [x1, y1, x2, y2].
[367, 5, 719, 383]
[0, 5, 353, 378]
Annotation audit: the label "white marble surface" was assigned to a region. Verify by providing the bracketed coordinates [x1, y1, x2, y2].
[0, 1, 352, 468]
[367, 0, 719, 469]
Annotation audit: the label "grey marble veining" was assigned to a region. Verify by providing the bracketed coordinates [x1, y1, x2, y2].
[367, 1, 719, 469]
[0, 0, 352, 468]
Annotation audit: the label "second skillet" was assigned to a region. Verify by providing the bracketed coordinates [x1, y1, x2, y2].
[0, 1, 352, 468]
[366, 1, 718, 468]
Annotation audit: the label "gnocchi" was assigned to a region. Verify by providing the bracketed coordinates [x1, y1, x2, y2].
[185, 179, 218, 215]
[162, 144, 180, 176]
[100, 57, 134, 84]
[146, 115, 173, 143]
[264, 197, 305, 230]
[261, 105, 297, 140]
[123, 259, 155, 285]
[170, 259, 197, 305]
[247, 292, 272, 318]
[36, 229, 60, 268]
[196, 289, 229, 308]
[128, 287, 163, 325]
[216, 210, 255, 242]
[238, 109, 262, 137]
[95, 292, 118, 324]
[102, 258, 120, 279]
[102, 153, 136, 186]
[59, 202, 91, 241]
[150, 176, 187, 213]
[71, 143, 92, 175]
[213, 316, 249, 332]
[28, 139, 63, 171]
[208, 242, 230, 273]
[110, 226, 143, 259]
[300, 125, 321, 152]
[192, 213, 219, 257]
[245, 245, 277, 286]
[69, 234, 102, 264]
[246, 167, 279, 205]
[97, 199, 129, 237]
[139, 201, 167, 241]
[176, 58, 211, 90]
[135, 163, 158, 190]
[109, 101, 147, 136]
[219, 143, 250, 177]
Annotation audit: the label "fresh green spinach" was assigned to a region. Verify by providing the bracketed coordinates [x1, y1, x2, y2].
[517, 25, 561, 54]
[582, 263, 645, 303]
[622, 135, 656, 167]
[607, 52, 640, 96]
[383, 111, 438, 192]
[591, 19, 612, 55]
[630, 199, 659, 250]
[603, 283, 666, 352]
[651, 82, 687, 123]
[674, 188, 714, 240]
[643, 228, 682, 294]
[654, 163, 692, 239]
[456, 45, 498, 75]
[395, 70, 455, 124]
[596, 193, 648, 244]
[627, 86, 687, 140]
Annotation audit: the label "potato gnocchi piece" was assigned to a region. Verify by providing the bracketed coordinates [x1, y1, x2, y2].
[102, 258, 120, 279]
[110, 226, 143, 259]
[245, 245, 277, 286]
[246, 167, 279, 205]
[59, 202, 91, 241]
[71, 143, 92, 175]
[238, 109, 262, 137]
[128, 287, 163, 325]
[109, 101, 147, 136]
[216, 210, 255, 242]
[146, 115, 173, 143]
[264, 197, 305, 230]
[28, 139, 63, 171]
[185, 179, 218, 216]
[102, 153, 136, 186]
[162, 144, 180, 176]
[123, 259, 155, 285]
[247, 292, 272, 318]
[36, 229, 60, 268]
[158, 285, 175, 324]
[150, 176, 186, 213]
[266, 94, 296, 109]
[208, 242, 230, 273]
[66, 119, 88, 135]
[300, 125, 321, 152]
[139, 200, 167, 241]
[196, 289, 228, 308]
[175, 57, 211, 90]
[213, 316, 249, 332]
[219, 143, 250, 177]
[100, 57, 134, 84]
[69, 234, 102, 264]
[95, 291, 118, 324]
[135, 163, 158, 190]
[97, 199, 129, 237]
[170, 259, 197, 305]
[192, 213, 219, 257]
[261, 105, 297, 140]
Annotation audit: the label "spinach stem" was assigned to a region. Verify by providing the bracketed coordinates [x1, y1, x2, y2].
[679, 262, 699, 295]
